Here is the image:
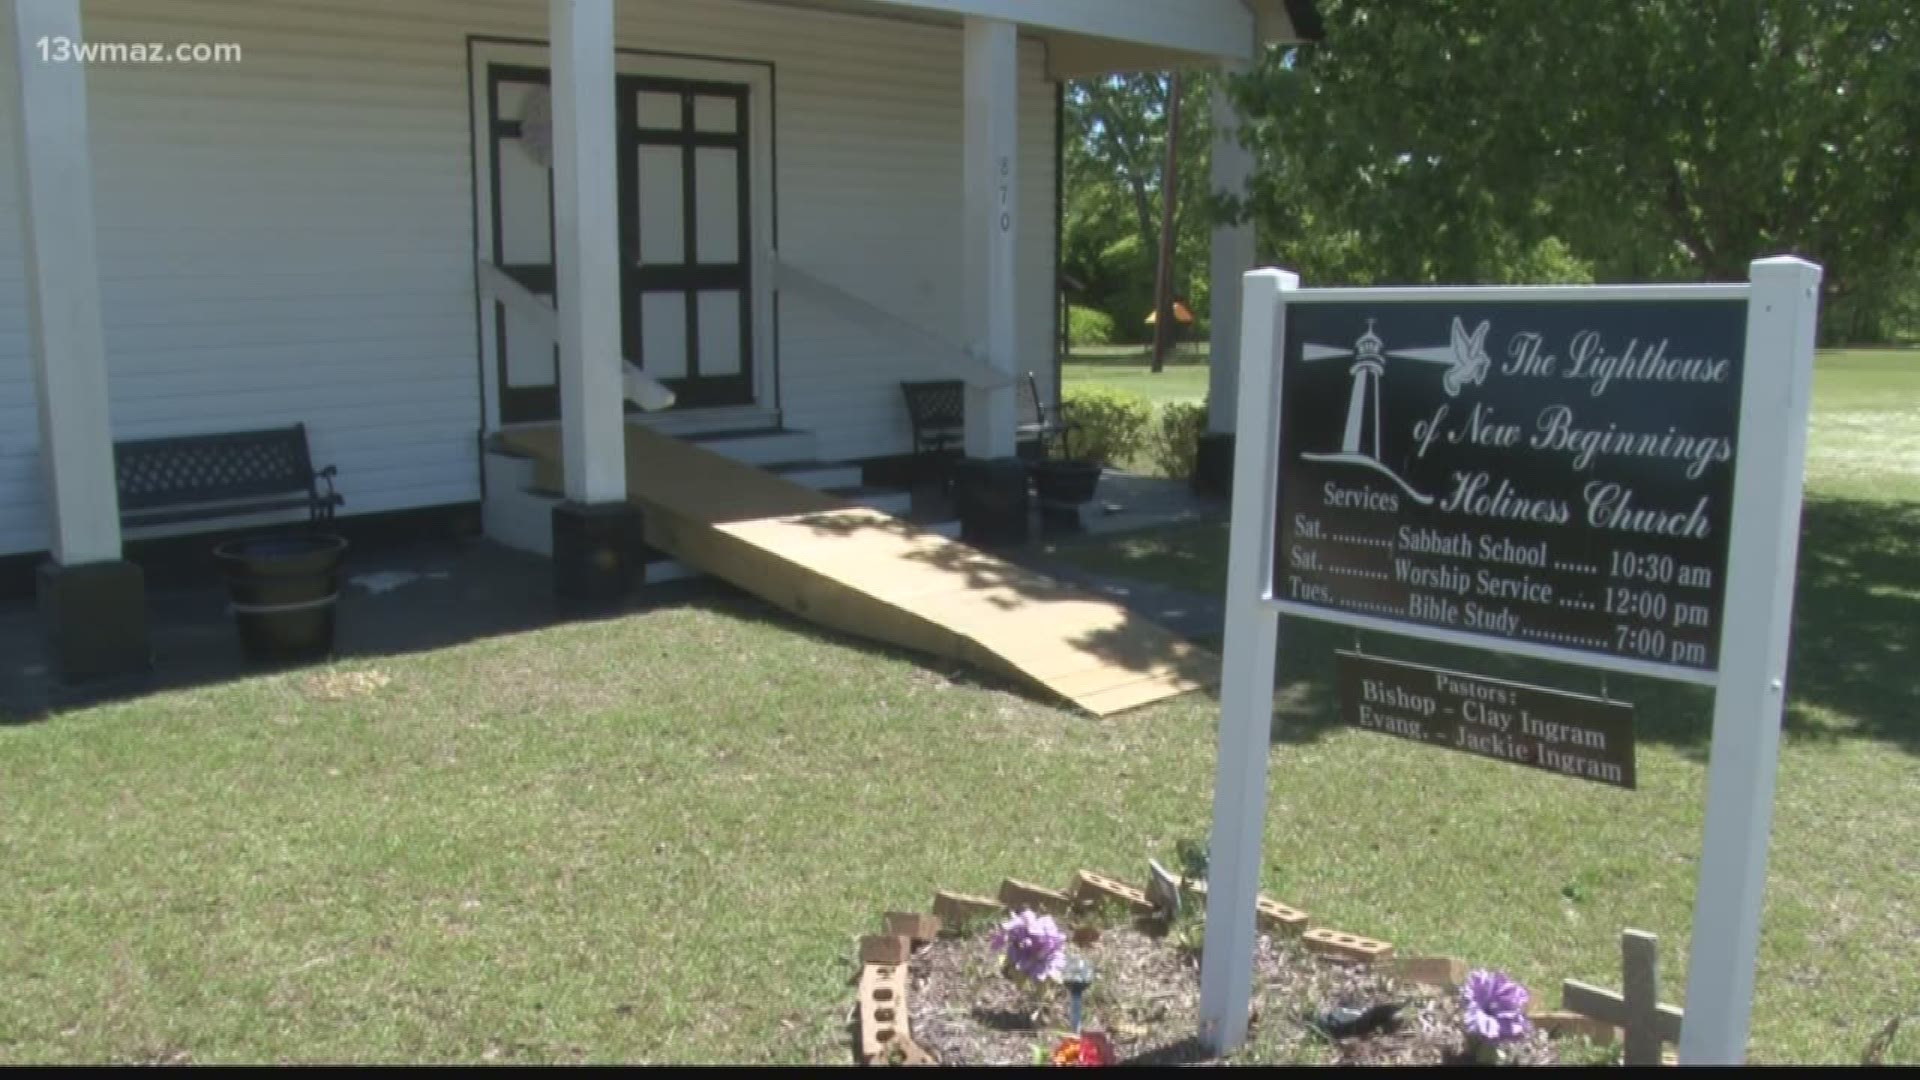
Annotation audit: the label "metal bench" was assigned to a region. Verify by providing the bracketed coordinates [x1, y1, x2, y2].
[113, 423, 342, 532]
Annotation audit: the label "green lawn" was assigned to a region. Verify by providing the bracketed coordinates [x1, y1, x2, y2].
[0, 353, 1914, 1064]
[1062, 344, 1211, 407]
[1804, 349, 1920, 503]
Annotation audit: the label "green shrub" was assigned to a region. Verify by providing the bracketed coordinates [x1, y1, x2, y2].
[1060, 386, 1151, 467]
[1146, 400, 1209, 480]
[1067, 304, 1116, 349]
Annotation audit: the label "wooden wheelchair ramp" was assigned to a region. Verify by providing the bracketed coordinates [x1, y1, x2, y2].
[498, 425, 1218, 716]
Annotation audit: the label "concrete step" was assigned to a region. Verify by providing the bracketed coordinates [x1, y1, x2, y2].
[481, 486, 556, 557]
[679, 426, 817, 467]
[765, 460, 863, 491]
[482, 441, 538, 494]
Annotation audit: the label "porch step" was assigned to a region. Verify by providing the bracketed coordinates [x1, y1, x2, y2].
[679, 426, 817, 467]
[766, 460, 863, 491]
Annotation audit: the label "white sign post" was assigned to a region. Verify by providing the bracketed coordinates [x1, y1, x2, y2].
[1677, 256, 1823, 1063]
[1197, 258, 1822, 1063]
[1196, 269, 1296, 1054]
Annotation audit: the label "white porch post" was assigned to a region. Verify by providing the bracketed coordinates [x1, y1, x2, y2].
[550, 0, 625, 505]
[9, 0, 121, 567]
[9, 0, 150, 680]
[1205, 62, 1255, 438]
[961, 16, 1018, 459]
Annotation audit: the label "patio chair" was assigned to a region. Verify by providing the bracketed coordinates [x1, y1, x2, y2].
[902, 373, 1069, 481]
[901, 378, 965, 488]
[1017, 372, 1069, 459]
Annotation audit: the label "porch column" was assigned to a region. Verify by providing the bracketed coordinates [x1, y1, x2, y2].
[1196, 61, 1256, 497]
[954, 16, 1027, 543]
[961, 17, 1019, 455]
[548, 0, 636, 608]
[8, 0, 150, 679]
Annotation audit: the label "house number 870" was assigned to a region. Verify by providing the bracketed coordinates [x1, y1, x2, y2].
[997, 156, 1010, 232]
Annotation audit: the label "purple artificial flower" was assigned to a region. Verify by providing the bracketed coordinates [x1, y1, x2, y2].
[1460, 968, 1533, 1044]
[989, 909, 1067, 983]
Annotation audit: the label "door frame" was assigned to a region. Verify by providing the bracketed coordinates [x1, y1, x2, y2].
[466, 36, 777, 433]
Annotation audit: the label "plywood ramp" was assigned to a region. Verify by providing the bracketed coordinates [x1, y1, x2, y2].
[497, 425, 1219, 716]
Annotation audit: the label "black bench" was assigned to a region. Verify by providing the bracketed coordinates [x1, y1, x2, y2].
[114, 423, 342, 531]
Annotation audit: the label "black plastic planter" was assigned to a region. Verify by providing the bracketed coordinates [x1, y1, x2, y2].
[211, 533, 348, 664]
[1030, 459, 1102, 531]
[1030, 459, 1102, 508]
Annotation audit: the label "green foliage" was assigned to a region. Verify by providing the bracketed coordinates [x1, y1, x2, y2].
[1063, 4, 1920, 345]
[1065, 304, 1116, 349]
[1228, 0, 1920, 343]
[1145, 400, 1209, 480]
[1081, 897, 1138, 930]
[1174, 838, 1210, 883]
[1170, 904, 1206, 963]
[1553, 1037, 1624, 1067]
[1064, 72, 1219, 345]
[1060, 387, 1151, 467]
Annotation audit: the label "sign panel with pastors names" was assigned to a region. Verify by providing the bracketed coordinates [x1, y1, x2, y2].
[1274, 299, 1746, 679]
[1336, 651, 1636, 789]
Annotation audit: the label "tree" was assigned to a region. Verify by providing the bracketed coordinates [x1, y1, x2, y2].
[1231, 0, 1920, 341]
[1063, 72, 1217, 346]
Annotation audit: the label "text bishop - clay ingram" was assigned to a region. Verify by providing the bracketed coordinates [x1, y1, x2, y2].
[1275, 302, 1745, 674]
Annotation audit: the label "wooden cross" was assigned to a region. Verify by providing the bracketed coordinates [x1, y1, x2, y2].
[1561, 929, 1685, 1065]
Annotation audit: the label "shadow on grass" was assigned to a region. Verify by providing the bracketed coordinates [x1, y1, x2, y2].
[0, 537, 723, 725]
[0, 504, 1223, 725]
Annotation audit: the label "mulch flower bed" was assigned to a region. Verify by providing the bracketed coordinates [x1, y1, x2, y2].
[900, 913, 1565, 1066]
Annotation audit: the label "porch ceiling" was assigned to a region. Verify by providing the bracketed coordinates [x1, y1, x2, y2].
[753, 0, 1324, 77]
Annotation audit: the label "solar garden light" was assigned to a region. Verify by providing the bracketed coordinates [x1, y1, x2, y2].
[1060, 953, 1096, 1033]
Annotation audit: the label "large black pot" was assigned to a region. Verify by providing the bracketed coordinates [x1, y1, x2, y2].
[1030, 459, 1102, 509]
[1029, 459, 1102, 532]
[211, 533, 348, 663]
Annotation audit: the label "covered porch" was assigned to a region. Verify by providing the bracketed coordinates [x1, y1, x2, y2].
[5, 0, 1313, 683]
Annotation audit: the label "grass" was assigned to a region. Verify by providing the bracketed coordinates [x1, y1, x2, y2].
[1802, 349, 1920, 503]
[0, 352, 1913, 1064]
[1062, 343, 1211, 408]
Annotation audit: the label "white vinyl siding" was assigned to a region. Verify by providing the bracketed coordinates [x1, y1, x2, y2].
[0, 0, 1056, 556]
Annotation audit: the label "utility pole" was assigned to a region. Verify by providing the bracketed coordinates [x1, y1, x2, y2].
[1151, 70, 1183, 373]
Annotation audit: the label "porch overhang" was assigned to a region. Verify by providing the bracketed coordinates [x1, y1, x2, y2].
[765, 0, 1325, 78]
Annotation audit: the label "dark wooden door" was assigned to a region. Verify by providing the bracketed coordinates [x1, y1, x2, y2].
[616, 75, 755, 409]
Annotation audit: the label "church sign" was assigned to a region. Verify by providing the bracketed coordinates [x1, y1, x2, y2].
[1273, 298, 1745, 682]
[1197, 262, 1825, 1066]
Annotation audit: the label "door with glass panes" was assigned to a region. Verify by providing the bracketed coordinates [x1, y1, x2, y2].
[483, 65, 756, 422]
[617, 75, 754, 409]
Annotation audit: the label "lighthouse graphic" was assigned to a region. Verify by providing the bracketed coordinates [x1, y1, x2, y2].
[1300, 316, 1492, 505]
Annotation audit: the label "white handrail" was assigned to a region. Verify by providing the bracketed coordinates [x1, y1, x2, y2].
[770, 255, 1015, 390]
[476, 257, 675, 411]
